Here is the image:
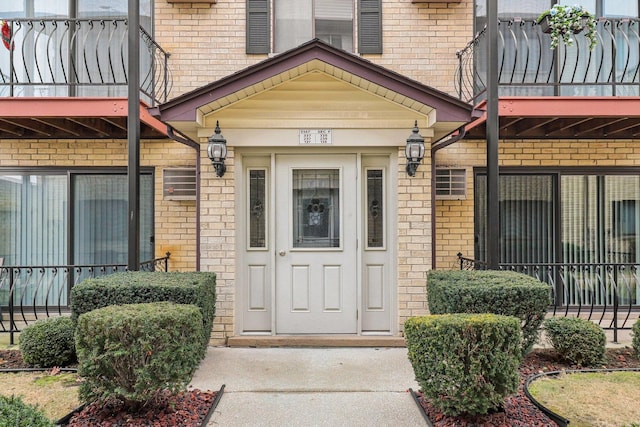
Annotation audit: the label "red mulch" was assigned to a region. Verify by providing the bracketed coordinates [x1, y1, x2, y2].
[414, 347, 640, 426]
[65, 388, 217, 427]
[0, 349, 218, 427]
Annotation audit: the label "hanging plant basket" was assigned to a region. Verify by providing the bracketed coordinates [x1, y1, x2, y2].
[538, 14, 589, 34]
[537, 4, 597, 50]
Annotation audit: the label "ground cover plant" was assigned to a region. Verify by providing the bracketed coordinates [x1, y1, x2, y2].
[0, 395, 54, 427]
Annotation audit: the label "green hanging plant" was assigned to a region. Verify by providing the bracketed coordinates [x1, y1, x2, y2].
[537, 4, 597, 50]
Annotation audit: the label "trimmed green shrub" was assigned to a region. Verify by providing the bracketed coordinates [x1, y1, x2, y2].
[70, 271, 215, 360]
[75, 302, 204, 409]
[19, 316, 76, 367]
[427, 270, 552, 354]
[633, 318, 640, 358]
[0, 395, 54, 427]
[405, 313, 522, 417]
[544, 317, 606, 367]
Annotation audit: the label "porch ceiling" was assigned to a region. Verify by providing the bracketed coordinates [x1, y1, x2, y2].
[465, 97, 640, 140]
[0, 98, 168, 139]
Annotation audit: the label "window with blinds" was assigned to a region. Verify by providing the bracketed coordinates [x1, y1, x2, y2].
[475, 174, 556, 265]
[475, 171, 640, 306]
[0, 170, 154, 305]
[274, 0, 353, 52]
[248, 0, 381, 54]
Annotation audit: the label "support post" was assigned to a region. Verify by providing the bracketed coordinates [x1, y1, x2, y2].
[127, 0, 141, 270]
[486, 0, 500, 269]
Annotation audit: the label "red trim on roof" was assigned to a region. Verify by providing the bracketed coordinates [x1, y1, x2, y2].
[465, 97, 640, 139]
[0, 97, 168, 138]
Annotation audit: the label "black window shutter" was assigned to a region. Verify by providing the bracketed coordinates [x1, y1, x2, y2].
[358, 0, 382, 54]
[246, 0, 270, 54]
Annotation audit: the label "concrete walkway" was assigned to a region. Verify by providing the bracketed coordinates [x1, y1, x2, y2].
[189, 347, 425, 426]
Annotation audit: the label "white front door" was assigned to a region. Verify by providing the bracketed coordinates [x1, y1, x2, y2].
[275, 154, 357, 334]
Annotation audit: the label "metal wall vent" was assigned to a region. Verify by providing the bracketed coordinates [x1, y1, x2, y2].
[163, 168, 196, 201]
[435, 168, 466, 200]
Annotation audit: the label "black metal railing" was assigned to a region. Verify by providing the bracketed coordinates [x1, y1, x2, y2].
[0, 252, 170, 344]
[456, 253, 640, 342]
[0, 18, 172, 106]
[455, 18, 640, 103]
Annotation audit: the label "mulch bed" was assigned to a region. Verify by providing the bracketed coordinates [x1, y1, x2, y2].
[63, 388, 219, 427]
[0, 349, 221, 427]
[412, 347, 640, 426]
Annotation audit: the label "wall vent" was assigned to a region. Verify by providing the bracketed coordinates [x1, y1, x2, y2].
[163, 168, 196, 201]
[435, 168, 466, 200]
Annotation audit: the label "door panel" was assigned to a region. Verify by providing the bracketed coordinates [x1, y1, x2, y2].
[275, 155, 357, 334]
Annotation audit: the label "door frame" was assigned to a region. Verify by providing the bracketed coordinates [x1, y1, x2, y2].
[235, 147, 398, 336]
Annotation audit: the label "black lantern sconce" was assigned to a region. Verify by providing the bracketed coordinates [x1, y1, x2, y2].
[405, 120, 425, 177]
[208, 121, 227, 177]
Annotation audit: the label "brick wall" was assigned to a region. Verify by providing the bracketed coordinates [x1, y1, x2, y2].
[199, 145, 235, 345]
[396, 147, 431, 331]
[434, 139, 640, 269]
[156, 0, 473, 98]
[0, 138, 198, 272]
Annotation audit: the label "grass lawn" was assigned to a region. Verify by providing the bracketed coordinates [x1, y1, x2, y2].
[0, 333, 19, 349]
[528, 371, 640, 427]
[0, 371, 80, 421]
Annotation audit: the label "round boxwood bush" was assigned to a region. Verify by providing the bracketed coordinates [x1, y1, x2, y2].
[19, 316, 76, 368]
[0, 395, 54, 427]
[632, 318, 640, 357]
[405, 313, 522, 417]
[544, 317, 606, 367]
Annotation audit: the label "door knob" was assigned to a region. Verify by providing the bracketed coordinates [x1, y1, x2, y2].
[278, 250, 286, 256]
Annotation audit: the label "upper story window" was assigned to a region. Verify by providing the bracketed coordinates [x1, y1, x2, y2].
[247, 0, 381, 55]
[275, 0, 353, 53]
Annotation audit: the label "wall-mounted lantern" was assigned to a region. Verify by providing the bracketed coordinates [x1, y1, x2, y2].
[405, 120, 425, 177]
[207, 121, 227, 177]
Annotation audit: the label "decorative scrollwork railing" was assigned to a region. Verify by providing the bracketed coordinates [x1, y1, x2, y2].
[0, 18, 172, 106]
[457, 253, 640, 342]
[0, 253, 170, 344]
[455, 18, 640, 103]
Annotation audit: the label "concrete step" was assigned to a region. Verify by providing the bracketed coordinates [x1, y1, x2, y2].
[227, 335, 406, 348]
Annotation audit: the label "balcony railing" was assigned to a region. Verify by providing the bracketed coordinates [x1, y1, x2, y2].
[0, 18, 172, 106]
[457, 253, 640, 343]
[455, 18, 640, 103]
[0, 253, 170, 345]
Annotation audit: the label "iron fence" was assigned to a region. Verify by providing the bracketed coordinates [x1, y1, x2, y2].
[455, 18, 640, 103]
[0, 18, 172, 105]
[0, 252, 170, 345]
[456, 253, 640, 342]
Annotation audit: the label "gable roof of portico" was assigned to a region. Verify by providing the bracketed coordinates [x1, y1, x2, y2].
[153, 38, 474, 142]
